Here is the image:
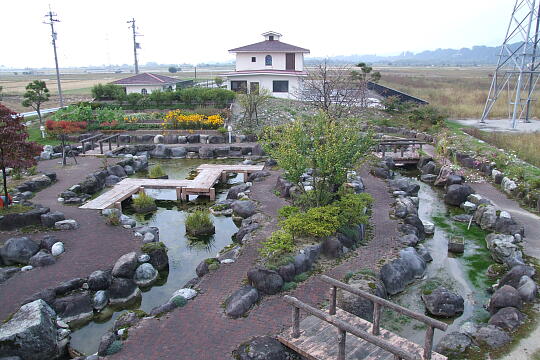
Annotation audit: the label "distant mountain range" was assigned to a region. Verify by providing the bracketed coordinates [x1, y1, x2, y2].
[307, 43, 519, 66]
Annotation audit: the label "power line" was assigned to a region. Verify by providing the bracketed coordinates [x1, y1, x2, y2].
[127, 18, 142, 74]
[43, 7, 64, 107]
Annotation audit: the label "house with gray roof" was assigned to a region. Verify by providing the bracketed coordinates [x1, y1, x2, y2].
[223, 31, 310, 99]
[110, 73, 182, 95]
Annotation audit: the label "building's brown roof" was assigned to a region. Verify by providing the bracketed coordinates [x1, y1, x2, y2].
[110, 73, 180, 85]
[229, 40, 309, 53]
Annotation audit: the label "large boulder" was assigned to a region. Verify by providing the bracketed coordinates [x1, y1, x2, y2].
[490, 238, 524, 267]
[227, 183, 250, 200]
[248, 171, 271, 182]
[232, 200, 257, 218]
[108, 277, 141, 305]
[420, 161, 437, 175]
[421, 287, 464, 317]
[275, 176, 293, 197]
[0, 207, 50, 230]
[389, 178, 419, 196]
[236, 223, 259, 243]
[399, 247, 426, 278]
[107, 165, 127, 178]
[247, 268, 284, 295]
[434, 332, 472, 357]
[488, 285, 523, 315]
[0, 299, 62, 360]
[394, 197, 418, 219]
[338, 273, 387, 321]
[474, 205, 497, 230]
[0, 237, 39, 265]
[93, 290, 109, 311]
[79, 175, 102, 194]
[321, 237, 343, 258]
[488, 307, 525, 331]
[199, 147, 214, 159]
[225, 286, 259, 318]
[380, 258, 415, 295]
[53, 293, 93, 324]
[149, 144, 171, 158]
[40, 211, 65, 228]
[170, 147, 187, 158]
[133, 263, 158, 287]
[494, 216, 524, 236]
[142, 242, 169, 271]
[517, 275, 537, 302]
[111, 252, 138, 278]
[88, 270, 112, 291]
[54, 278, 85, 296]
[277, 263, 296, 283]
[105, 175, 121, 187]
[499, 265, 536, 289]
[444, 184, 475, 206]
[29, 250, 56, 267]
[404, 215, 425, 240]
[474, 325, 511, 349]
[234, 336, 291, 360]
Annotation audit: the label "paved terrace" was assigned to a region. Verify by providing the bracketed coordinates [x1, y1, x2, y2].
[80, 164, 264, 210]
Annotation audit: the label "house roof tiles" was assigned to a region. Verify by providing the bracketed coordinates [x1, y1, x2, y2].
[110, 73, 181, 85]
[229, 40, 309, 53]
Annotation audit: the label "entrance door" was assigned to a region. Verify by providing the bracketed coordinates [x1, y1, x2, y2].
[286, 53, 295, 70]
[250, 82, 260, 94]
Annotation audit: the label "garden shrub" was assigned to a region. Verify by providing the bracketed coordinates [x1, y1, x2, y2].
[132, 192, 156, 212]
[185, 210, 214, 235]
[141, 241, 167, 253]
[277, 205, 300, 220]
[162, 110, 224, 130]
[148, 164, 166, 179]
[282, 282, 297, 291]
[106, 340, 123, 355]
[259, 230, 295, 258]
[282, 205, 341, 239]
[294, 272, 309, 283]
[106, 212, 121, 226]
[91, 84, 125, 100]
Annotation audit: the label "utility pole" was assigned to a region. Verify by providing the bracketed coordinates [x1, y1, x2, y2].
[127, 18, 142, 74]
[44, 8, 64, 107]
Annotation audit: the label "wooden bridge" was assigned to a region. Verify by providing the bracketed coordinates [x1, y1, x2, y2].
[278, 275, 447, 360]
[373, 138, 428, 166]
[79, 164, 264, 210]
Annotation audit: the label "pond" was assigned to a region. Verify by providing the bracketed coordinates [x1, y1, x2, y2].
[381, 172, 494, 345]
[70, 159, 241, 355]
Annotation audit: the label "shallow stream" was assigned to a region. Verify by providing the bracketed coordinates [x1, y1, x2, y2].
[381, 172, 494, 346]
[70, 159, 241, 355]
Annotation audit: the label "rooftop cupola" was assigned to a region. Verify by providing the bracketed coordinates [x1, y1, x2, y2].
[262, 31, 282, 41]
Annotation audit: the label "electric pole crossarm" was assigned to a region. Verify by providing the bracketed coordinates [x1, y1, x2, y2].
[44, 9, 64, 107]
[127, 18, 142, 74]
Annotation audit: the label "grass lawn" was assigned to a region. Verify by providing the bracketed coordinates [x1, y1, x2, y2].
[26, 123, 61, 146]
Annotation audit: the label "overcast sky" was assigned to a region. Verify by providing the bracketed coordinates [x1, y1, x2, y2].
[1, 0, 513, 68]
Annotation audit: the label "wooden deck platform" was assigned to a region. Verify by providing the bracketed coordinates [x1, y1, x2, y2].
[80, 164, 264, 210]
[278, 309, 446, 360]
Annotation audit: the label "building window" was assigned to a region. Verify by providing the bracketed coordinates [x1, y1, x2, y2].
[272, 80, 289, 93]
[141, 88, 148, 95]
[230, 81, 247, 94]
[265, 55, 272, 66]
[269, 35, 274, 41]
[251, 57, 256, 62]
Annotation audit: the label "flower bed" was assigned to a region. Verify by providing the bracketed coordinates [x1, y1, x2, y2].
[162, 110, 224, 130]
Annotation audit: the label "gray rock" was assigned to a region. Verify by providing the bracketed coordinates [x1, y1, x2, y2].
[93, 290, 109, 311]
[416, 245, 433, 262]
[236, 223, 259, 243]
[40, 211, 65, 228]
[486, 233, 516, 248]
[394, 197, 417, 218]
[138, 254, 150, 263]
[490, 238, 524, 267]
[321, 237, 343, 258]
[420, 174, 437, 183]
[474, 325, 511, 349]
[144, 242, 169, 271]
[421, 287, 464, 317]
[54, 278, 85, 296]
[0, 299, 60, 360]
[149, 144, 171, 158]
[232, 200, 257, 218]
[29, 250, 56, 267]
[380, 258, 415, 295]
[225, 286, 259, 318]
[133, 263, 158, 286]
[275, 176, 293, 197]
[488, 307, 525, 331]
[105, 175, 121, 187]
[517, 275, 537, 302]
[499, 265, 536, 289]
[444, 184, 475, 206]
[234, 335, 291, 360]
[199, 146, 214, 158]
[53, 293, 93, 324]
[113, 311, 140, 331]
[107, 165, 127, 178]
[495, 216, 524, 236]
[196, 260, 210, 277]
[51, 242, 64, 256]
[452, 214, 472, 223]
[404, 215, 425, 240]
[112, 252, 138, 278]
[0, 237, 39, 265]
[476, 205, 497, 230]
[149, 301, 177, 316]
[277, 263, 296, 282]
[435, 332, 472, 357]
[389, 178, 419, 196]
[338, 273, 387, 321]
[0, 267, 21, 283]
[88, 270, 112, 291]
[170, 147, 187, 158]
[248, 171, 271, 182]
[399, 247, 426, 278]
[108, 277, 141, 305]
[489, 285, 523, 315]
[186, 134, 200, 143]
[97, 331, 117, 356]
[54, 219, 79, 230]
[460, 201, 477, 212]
[247, 268, 284, 295]
[421, 161, 437, 175]
[293, 253, 312, 275]
[124, 165, 134, 175]
[227, 183, 250, 200]
[119, 215, 136, 228]
[501, 177, 517, 194]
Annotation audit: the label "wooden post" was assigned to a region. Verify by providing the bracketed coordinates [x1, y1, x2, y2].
[337, 329, 346, 360]
[175, 187, 182, 201]
[209, 187, 216, 201]
[221, 171, 228, 183]
[81, 141, 86, 154]
[114, 201, 122, 210]
[99, 142, 103, 154]
[180, 188, 188, 202]
[139, 186, 145, 195]
[243, 172, 248, 182]
[108, 138, 112, 150]
[329, 286, 337, 315]
[382, 146, 386, 158]
[372, 303, 381, 336]
[424, 325, 434, 360]
[292, 306, 300, 338]
[400, 146, 405, 157]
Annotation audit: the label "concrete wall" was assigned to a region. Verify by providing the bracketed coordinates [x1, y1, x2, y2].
[226, 74, 302, 99]
[125, 84, 176, 95]
[236, 52, 303, 71]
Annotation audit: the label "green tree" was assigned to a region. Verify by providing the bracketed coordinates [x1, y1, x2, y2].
[21, 80, 50, 125]
[261, 113, 374, 207]
[0, 86, 3, 101]
[149, 90, 165, 106]
[168, 66, 178, 73]
[237, 88, 271, 133]
[214, 76, 224, 87]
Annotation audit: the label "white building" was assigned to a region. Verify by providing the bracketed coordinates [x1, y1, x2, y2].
[110, 73, 182, 95]
[223, 31, 310, 99]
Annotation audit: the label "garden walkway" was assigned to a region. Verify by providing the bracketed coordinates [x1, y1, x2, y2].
[112, 168, 401, 360]
[0, 157, 141, 321]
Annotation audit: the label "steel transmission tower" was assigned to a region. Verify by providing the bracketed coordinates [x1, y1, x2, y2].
[481, 0, 540, 128]
[127, 18, 142, 74]
[44, 8, 64, 107]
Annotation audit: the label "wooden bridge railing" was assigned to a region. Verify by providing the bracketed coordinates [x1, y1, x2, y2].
[375, 139, 428, 158]
[98, 134, 120, 154]
[284, 295, 419, 360]
[321, 275, 448, 360]
[81, 134, 103, 154]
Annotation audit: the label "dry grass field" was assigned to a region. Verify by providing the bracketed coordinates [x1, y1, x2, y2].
[0, 69, 224, 112]
[375, 66, 538, 120]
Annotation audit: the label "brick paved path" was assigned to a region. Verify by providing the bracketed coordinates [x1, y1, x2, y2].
[0, 157, 141, 321]
[113, 168, 401, 360]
